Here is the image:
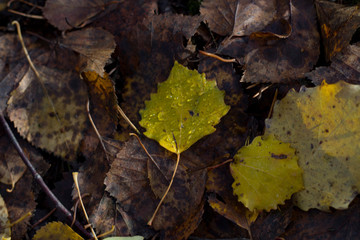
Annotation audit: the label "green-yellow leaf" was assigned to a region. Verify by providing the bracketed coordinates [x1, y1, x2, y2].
[0, 194, 11, 240]
[32, 221, 83, 240]
[139, 61, 230, 153]
[265, 81, 360, 211]
[230, 134, 303, 212]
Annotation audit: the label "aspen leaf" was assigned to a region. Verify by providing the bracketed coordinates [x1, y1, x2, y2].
[139, 61, 230, 153]
[0, 194, 11, 240]
[266, 81, 360, 211]
[32, 221, 83, 240]
[230, 134, 303, 212]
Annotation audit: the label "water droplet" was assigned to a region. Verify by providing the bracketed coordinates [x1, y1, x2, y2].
[188, 130, 193, 135]
[178, 102, 183, 106]
[158, 112, 166, 121]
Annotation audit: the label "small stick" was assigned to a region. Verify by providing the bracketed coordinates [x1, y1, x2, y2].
[87, 100, 109, 161]
[31, 208, 56, 229]
[73, 172, 98, 240]
[0, 113, 92, 239]
[116, 105, 140, 134]
[96, 225, 115, 238]
[71, 193, 90, 228]
[8, 0, 43, 9]
[7, 9, 44, 19]
[129, 133, 162, 174]
[199, 50, 237, 63]
[148, 152, 180, 226]
[207, 159, 233, 171]
[267, 88, 278, 119]
[9, 211, 32, 228]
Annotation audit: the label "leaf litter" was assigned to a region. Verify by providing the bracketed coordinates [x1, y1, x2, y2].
[1, 0, 360, 239]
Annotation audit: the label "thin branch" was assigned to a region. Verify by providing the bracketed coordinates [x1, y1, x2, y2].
[8, 9, 44, 19]
[199, 50, 237, 63]
[0, 113, 92, 239]
[73, 172, 98, 240]
[148, 152, 181, 226]
[116, 105, 140, 134]
[87, 100, 109, 161]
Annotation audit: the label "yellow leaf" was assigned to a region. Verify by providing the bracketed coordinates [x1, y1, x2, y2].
[0, 194, 11, 240]
[266, 80, 360, 211]
[139, 61, 230, 153]
[33, 221, 83, 240]
[230, 134, 303, 212]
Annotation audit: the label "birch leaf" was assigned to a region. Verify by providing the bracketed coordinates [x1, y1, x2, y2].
[139, 61, 230, 154]
[266, 80, 360, 211]
[230, 134, 303, 212]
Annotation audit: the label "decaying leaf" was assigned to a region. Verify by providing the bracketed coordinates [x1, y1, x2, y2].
[43, 0, 111, 31]
[0, 194, 11, 240]
[214, 0, 319, 83]
[315, 0, 360, 61]
[201, 0, 289, 37]
[266, 81, 360, 211]
[61, 28, 116, 76]
[139, 61, 230, 154]
[7, 53, 88, 160]
[306, 43, 360, 85]
[105, 137, 206, 239]
[32, 221, 83, 240]
[230, 134, 303, 212]
[0, 135, 26, 187]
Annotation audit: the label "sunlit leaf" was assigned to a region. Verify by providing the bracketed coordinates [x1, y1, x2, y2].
[0, 194, 11, 240]
[266, 80, 360, 211]
[32, 221, 83, 240]
[230, 134, 303, 212]
[139, 61, 230, 153]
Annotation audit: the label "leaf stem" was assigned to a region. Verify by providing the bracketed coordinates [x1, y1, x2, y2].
[0, 113, 92, 239]
[148, 152, 181, 226]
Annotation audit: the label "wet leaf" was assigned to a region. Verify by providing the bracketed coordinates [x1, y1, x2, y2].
[61, 28, 116, 76]
[139, 61, 230, 154]
[0, 194, 11, 240]
[216, 0, 319, 83]
[105, 137, 206, 238]
[265, 81, 360, 211]
[306, 43, 360, 85]
[7, 53, 88, 160]
[230, 134, 303, 212]
[43, 0, 111, 31]
[315, 0, 360, 61]
[201, 0, 288, 37]
[32, 221, 83, 240]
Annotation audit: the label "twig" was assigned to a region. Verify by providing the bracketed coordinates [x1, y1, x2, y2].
[87, 100, 109, 161]
[267, 88, 278, 119]
[116, 105, 140, 134]
[199, 50, 237, 63]
[7, 9, 44, 19]
[0, 113, 92, 239]
[129, 133, 162, 174]
[30, 208, 56, 229]
[207, 159, 233, 171]
[148, 152, 181, 226]
[73, 172, 98, 240]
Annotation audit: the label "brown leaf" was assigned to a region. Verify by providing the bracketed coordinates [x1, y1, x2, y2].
[282, 197, 360, 239]
[7, 51, 89, 160]
[0, 134, 26, 187]
[315, 0, 360, 61]
[105, 137, 206, 239]
[61, 28, 116, 76]
[201, 0, 288, 37]
[306, 43, 360, 85]
[217, 0, 319, 83]
[43, 0, 111, 31]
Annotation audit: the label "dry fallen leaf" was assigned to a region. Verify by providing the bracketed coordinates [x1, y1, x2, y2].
[315, 0, 360, 61]
[105, 137, 206, 239]
[61, 28, 116, 76]
[306, 43, 360, 85]
[7, 52, 88, 160]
